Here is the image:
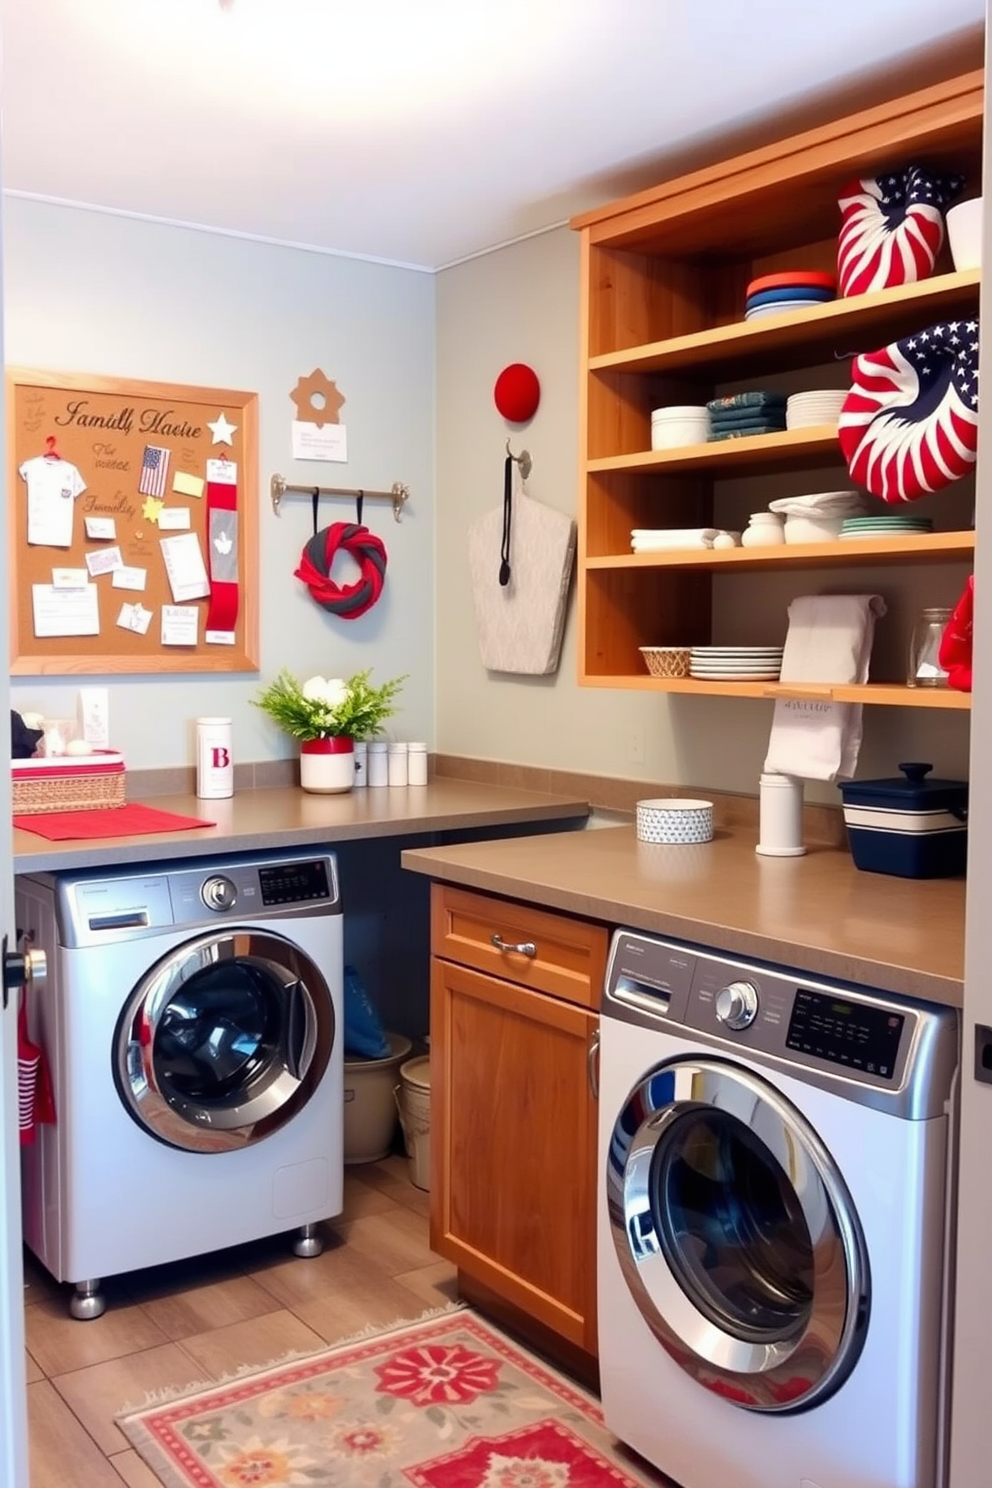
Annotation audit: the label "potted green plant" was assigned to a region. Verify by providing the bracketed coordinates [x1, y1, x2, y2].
[254, 668, 405, 793]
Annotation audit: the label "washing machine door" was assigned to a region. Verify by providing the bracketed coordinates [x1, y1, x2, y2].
[607, 1056, 870, 1413]
[115, 929, 335, 1153]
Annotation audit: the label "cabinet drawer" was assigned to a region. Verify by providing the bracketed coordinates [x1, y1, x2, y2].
[430, 883, 608, 1010]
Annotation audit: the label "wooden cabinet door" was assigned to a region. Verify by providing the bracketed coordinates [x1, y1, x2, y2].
[431, 957, 598, 1353]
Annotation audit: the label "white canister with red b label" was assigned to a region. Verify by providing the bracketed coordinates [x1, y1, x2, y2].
[196, 717, 234, 799]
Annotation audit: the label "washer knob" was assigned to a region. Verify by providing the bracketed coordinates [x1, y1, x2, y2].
[201, 875, 237, 912]
[714, 980, 759, 1030]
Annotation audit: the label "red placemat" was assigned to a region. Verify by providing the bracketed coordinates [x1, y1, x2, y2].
[13, 804, 216, 841]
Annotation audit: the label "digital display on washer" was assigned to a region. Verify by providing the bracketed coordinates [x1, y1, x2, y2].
[258, 861, 330, 906]
[785, 988, 905, 1080]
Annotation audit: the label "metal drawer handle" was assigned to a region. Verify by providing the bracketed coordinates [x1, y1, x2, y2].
[490, 933, 536, 957]
[588, 1025, 600, 1100]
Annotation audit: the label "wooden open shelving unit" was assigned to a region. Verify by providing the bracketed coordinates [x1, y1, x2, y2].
[571, 69, 982, 711]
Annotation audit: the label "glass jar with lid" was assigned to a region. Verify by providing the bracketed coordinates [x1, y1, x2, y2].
[907, 607, 953, 687]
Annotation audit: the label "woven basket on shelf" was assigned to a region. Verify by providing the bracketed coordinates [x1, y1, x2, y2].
[12, 756, 126, 815]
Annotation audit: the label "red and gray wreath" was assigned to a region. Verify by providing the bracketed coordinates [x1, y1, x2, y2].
[837, 165, 963, 298]
[838, 319, 979, 503]
[295, 522, 387, 619]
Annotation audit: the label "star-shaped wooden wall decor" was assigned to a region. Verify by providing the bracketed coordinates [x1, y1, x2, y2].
[290, 369, 346, 427]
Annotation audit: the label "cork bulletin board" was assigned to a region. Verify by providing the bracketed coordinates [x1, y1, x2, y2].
[7, 368, 259, 674]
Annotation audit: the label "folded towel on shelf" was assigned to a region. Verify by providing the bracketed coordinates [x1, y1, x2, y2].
[708, 405, 788, 428]
[707, 391, 787, 413]
[631, 528, 718, 552]
[764, 593, 887, 782]
[708, 421, 788, 441]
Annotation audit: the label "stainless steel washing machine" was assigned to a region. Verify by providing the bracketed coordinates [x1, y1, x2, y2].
[598, 929, 959, 1488]
[17, 847, 344, 1317]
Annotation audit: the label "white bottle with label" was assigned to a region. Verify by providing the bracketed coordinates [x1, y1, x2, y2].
[196, 717, 234, 799]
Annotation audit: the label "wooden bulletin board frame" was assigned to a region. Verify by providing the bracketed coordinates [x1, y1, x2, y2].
[7, 368, 259, 674]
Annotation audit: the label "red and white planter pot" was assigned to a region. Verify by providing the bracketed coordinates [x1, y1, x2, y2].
[299, 736, 355, 794]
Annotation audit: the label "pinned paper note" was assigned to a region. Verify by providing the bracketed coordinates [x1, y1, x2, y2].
[206, 458, 237, 484]
[291, 421, 347, 462]
[32, 583, 99, 637]
[51, 568, 89, 589]
[161, 605, 199, 645]
[112, 566, 148, 592]
[172, 471, 205, 498]
[85, 546, 124, 578]
[117, 601, 153, 635]
[158, 507, 191, 531]
[160, 532, 210, 602]
[84, 516, 117, 541]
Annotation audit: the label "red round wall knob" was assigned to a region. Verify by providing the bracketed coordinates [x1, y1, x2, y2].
[494, 363, 540, 423]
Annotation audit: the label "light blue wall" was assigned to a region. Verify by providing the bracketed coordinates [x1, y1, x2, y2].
[4, 200, 436, 769]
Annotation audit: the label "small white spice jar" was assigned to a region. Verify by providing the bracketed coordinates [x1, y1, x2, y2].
[352, 740, 368, 788]
[407, 741, 428, 786]
[367, 740, 388, 788]
[196, 717, 234, 799]
[755, 772, 807, 857]
[388, 741, 409, 786]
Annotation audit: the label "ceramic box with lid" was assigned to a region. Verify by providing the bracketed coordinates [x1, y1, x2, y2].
[839, 762, 968, 878]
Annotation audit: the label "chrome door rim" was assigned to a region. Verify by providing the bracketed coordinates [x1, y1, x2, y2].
[115, 929, 334, 1153]
[607, 1056, 870, 1412]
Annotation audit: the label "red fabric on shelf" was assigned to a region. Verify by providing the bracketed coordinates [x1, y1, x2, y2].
[13, 804, 216, 841]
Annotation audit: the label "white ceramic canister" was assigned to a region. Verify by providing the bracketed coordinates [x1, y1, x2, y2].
[367, 740, 389, 787]
[352, 740, 368, 788]
[741, 512, 786, 548]
[388, 741, 409, 786]
[407, 742, 428, 786]
[196, 717, 234, 799]
[755, 772, 807, 857]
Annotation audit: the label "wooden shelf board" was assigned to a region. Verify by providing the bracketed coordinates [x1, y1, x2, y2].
[588, 271, 981, 379]
[578, 675, 972, 708]
[588, 425, 844, 475]
[585, 532, 976, 570]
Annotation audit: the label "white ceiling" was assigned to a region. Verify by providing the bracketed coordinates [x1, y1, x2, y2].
[0, 0, 985, 272]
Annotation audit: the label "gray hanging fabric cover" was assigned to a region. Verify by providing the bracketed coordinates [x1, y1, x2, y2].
[467, 491, 576, 675]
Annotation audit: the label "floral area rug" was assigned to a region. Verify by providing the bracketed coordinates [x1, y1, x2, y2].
[117, 1306, 666, 1488]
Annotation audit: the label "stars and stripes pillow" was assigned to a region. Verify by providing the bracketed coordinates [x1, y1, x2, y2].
[837, 165, 964, 298]
[838, 320, 979, 503]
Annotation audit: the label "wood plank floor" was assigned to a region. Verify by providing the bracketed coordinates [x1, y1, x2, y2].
[23, 1155, 456, 1488]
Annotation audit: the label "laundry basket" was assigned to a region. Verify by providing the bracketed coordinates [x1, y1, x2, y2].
[342, 1033, 412, 1164]
[396, 1055, 431, 1190]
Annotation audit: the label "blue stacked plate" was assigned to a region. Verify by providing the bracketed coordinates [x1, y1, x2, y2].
[744, 270, 837, 321]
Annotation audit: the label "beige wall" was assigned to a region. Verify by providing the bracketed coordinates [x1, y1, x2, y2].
[435, 226, 971, 801]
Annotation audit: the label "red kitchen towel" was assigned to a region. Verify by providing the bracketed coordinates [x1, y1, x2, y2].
[13, 804, 216, 840]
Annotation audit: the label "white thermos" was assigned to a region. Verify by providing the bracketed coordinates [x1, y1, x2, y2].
[196, 717, 234, 799]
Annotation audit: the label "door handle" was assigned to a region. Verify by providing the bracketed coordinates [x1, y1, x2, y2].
[490, 934, 536, 957]
[2, 931, 47, 1010]
[588, 1025, 600, 1101]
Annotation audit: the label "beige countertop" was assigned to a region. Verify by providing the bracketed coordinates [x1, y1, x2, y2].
[402, 825, 966, 1008]
[12, 780, 591, 875]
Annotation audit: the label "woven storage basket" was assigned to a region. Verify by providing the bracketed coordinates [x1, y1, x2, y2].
[12, 753, 126, 815]
[639, 646, 691, 679]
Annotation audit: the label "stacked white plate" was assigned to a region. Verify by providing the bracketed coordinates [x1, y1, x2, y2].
[786, 390, 848, 429]
[690, 645, 784, 681]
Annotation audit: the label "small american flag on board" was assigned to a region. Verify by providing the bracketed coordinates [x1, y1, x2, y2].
[139, 445, 170, 498]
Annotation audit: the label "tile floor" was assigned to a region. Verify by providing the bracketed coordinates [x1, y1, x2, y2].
[23, 1155, 456, 1488]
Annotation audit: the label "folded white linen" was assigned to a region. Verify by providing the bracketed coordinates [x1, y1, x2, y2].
[768, 491, 865, 517]
[631, 534, 716, 551]
[764, 593, 887, 782]
[630, 528, 719, 541]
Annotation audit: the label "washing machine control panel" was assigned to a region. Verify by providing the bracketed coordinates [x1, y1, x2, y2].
[201, 874, 237, 912]
[714, 980, 758, 1030]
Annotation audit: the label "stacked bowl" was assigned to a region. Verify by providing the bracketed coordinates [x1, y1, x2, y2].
[744, 271, 836, 321]
[650, 405, 710, 450]
[786, 389, 848, 430]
